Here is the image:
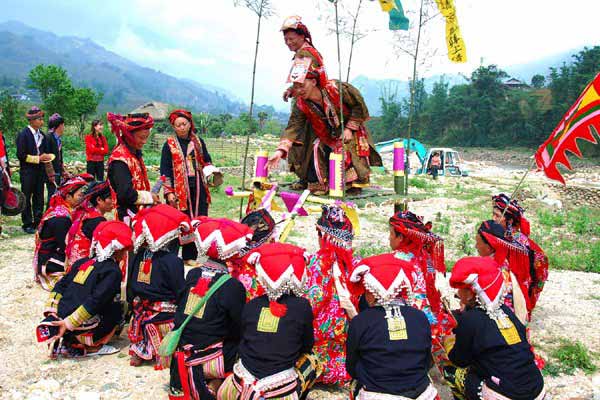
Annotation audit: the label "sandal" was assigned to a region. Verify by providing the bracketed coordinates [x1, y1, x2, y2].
[83, 344, 119, 357]
[290, 180, 308, 190]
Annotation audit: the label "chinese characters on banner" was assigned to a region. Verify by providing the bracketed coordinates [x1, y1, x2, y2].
[434, 0, 467, 63]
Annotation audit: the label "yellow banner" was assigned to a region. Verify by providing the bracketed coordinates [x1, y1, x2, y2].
[435, 0, 467, 63]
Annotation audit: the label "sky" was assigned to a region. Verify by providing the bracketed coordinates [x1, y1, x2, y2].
[1, 0, 599, 110]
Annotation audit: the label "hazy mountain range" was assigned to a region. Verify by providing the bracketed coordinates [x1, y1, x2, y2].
[0, 20, 278, 117]
[0, 20, 580, 117]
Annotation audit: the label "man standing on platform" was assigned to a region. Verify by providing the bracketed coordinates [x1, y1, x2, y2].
[16, 106, 53, 234]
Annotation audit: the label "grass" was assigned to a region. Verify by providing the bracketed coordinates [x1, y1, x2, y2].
[355, 243, 389, 258]
[536, 209, 566, 228]
[543, 339, 597, 377]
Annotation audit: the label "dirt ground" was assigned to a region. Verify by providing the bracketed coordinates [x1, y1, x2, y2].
[0, 151, 599, 400]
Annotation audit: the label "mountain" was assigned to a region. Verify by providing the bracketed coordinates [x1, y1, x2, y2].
[0, 20, 261, 115]
[351, 49, 579, 115]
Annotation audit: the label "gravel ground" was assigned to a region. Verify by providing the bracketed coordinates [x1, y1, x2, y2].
[0, 155, 598, 400]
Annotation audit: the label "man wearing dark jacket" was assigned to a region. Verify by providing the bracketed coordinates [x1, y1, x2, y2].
[16, 106, 53, 233]
[45, 113, 68, 203]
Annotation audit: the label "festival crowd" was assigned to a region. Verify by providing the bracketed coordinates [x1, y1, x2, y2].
[0, 16, 550, 400]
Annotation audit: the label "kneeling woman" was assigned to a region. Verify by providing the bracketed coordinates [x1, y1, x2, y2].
[445, 256, 545, 400]
[128, 204, 191, 368]
[218, 243, 321, 400]
[33, 175, 91, 290]
[36, 220, 133, 357]
[347, 253, 439, 400]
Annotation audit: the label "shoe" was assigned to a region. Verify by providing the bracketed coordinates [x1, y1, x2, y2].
[345, 187, 363, 196]
[83, 344, 119, 357]
[23, 227, 36, 234]
[290, 180, 308, 190]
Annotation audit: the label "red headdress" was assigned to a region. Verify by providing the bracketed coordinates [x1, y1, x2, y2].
[492, 193, 530, 236]
[169, 109, 196, 134]
[49, 174, 94, 208]
[246, 243, 308, 317]
[132, 204, 192, 253]
[350, 253, 414, 305]
[478, 220, 530, 274]
[107, 112, 154, 146]
[389, 210, 445, 273]
[90, 220, 133, 262]
[450, 256, 511, 326]
[192, 217, 254, 260]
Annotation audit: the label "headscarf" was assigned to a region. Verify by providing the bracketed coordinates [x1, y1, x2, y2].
[492, 193, 531, 236]
[316, 205, 354, 249]
[281, 15, 315, 47]
[49, 174, 93, 208]
[169, 109, 196, 134]
[389, 210, 445, 273]
[107, 112, 154, 146]
[84, 181, 111, 206]
[48, 113, 64, 130]
[240, 209, 276, 254]
[26, 106, 44, 120]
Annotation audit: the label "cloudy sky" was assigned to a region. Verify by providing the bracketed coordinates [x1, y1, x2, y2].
[1, 0, 598, 109]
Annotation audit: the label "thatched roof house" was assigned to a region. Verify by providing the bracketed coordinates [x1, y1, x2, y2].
[130, 101, 170, 120]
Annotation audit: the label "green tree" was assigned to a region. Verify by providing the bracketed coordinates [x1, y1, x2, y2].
[0, 91, 25, 140]
[531, 74, 546, 88]
[257, 111, 268, 130]
[70, 87, 102, 135]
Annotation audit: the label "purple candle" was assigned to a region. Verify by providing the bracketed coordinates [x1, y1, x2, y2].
[254, 150, 269, 182]
[393, 141, 405, 177]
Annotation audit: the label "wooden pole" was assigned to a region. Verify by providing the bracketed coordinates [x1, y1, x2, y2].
[334, 0, 346, 200]
[239, 0, 265, 218]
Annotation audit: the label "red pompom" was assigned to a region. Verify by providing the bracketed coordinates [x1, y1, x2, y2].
[79, 259, 95, 272]
[269, 300, 288, 317]
[191, 277, 211, 297]
[142, 258, 152, 274]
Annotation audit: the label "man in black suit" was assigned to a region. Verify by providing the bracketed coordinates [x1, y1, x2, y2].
[16, 106, 53, 234]
[45, 113, 68, 203]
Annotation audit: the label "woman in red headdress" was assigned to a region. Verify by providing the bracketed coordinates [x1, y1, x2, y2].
[107, 112, 157, 224]
[492, 194, 548, 312]
[65, 181, 114, 271]
[444, 256, 545, 400]
[160, 109, 222, 264]
[33, 174, 92, 290]
[36, 220, 133, 358]
[304, 205, 361, 384]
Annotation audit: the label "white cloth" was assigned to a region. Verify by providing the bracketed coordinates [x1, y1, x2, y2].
[357, 383, 438, 400]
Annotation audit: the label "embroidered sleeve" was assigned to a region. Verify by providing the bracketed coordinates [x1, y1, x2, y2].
[44, 292, 62, 315]
[281, 102, 308, 153]
[65, 305, 92, 330]
[26, 154, 40, 164]
[276, 139, 294, 158]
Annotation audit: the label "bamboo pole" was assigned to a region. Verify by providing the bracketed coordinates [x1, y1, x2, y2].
[239, 0, 265, 218]
[334, 0, 346, 200]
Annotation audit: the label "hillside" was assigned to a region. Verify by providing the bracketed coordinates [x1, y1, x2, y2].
[0, 21, 269, 115]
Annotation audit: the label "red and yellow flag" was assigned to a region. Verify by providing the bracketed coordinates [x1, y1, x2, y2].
[535, 72, 600, 184]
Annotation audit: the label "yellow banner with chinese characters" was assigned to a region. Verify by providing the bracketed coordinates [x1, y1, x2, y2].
[435, 0, 467, 63]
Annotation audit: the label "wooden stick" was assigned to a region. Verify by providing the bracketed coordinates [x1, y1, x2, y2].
[502, 156, 536, 218]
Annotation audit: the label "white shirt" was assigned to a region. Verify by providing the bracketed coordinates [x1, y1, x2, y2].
[28, 125, 43, 154]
